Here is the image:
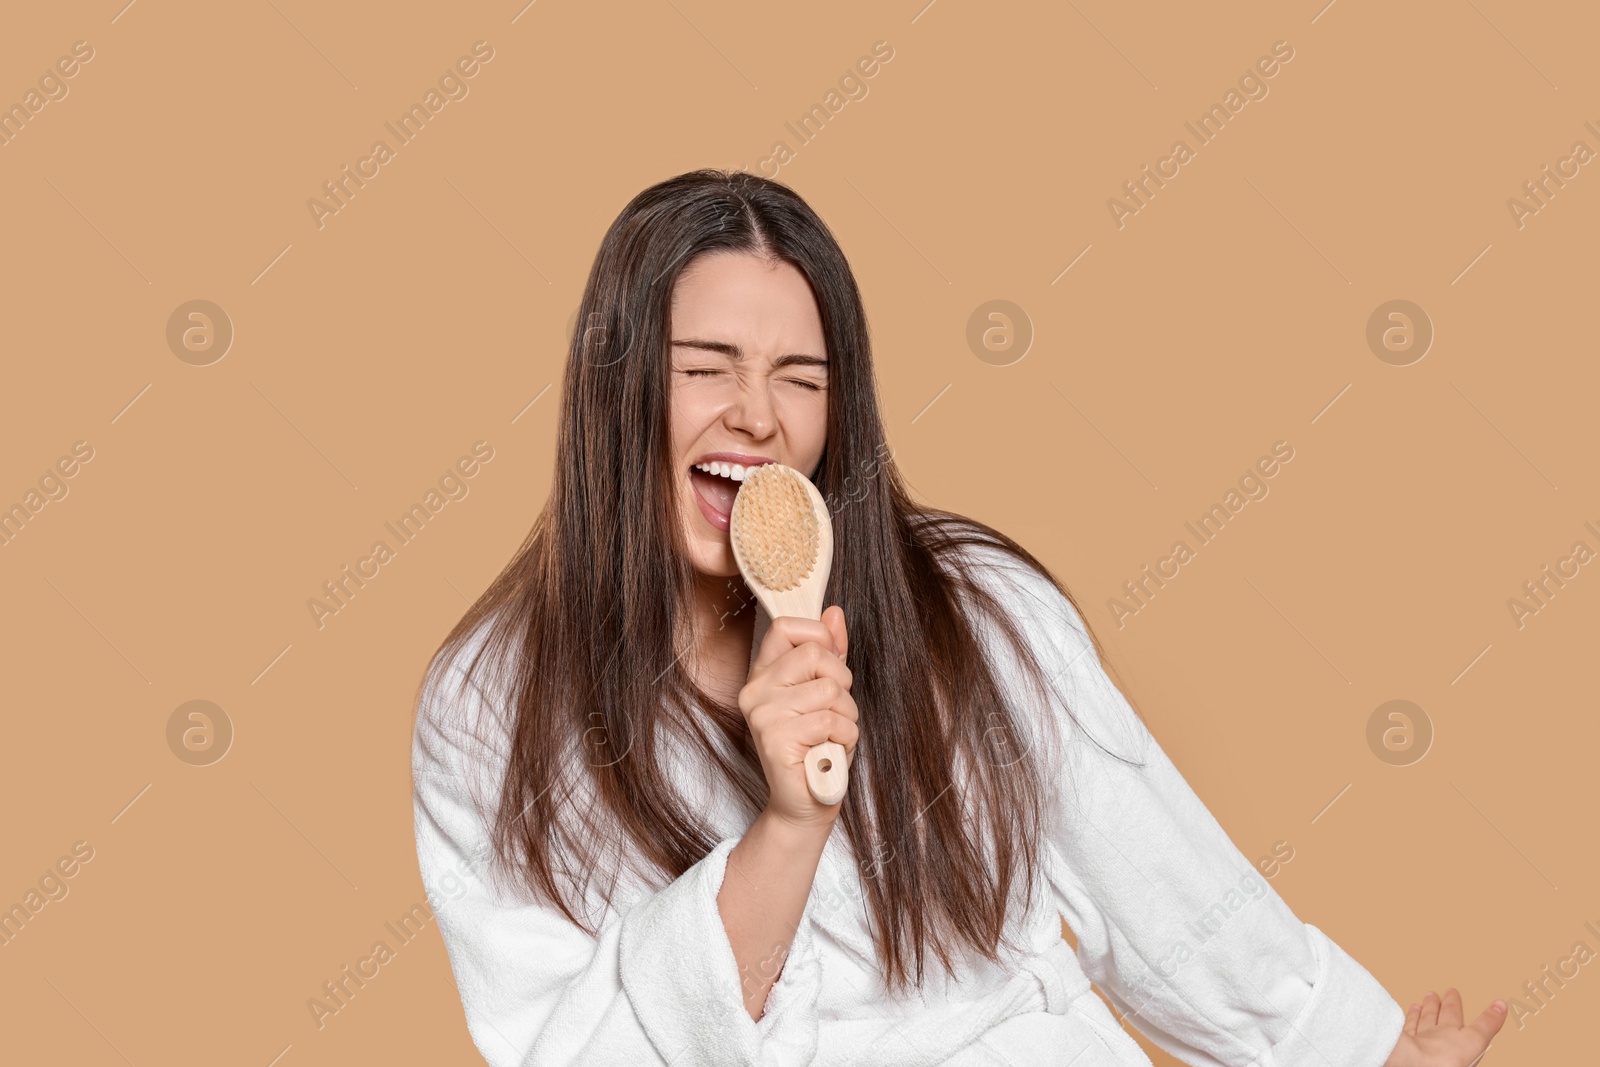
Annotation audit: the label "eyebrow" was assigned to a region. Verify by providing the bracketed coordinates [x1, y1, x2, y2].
[671, 338, 828, 370]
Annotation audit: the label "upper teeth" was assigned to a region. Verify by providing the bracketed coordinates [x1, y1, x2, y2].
[694, 460, 755, 482]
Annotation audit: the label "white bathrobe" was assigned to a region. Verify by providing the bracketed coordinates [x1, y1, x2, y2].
[411, 545, 1406, 1066]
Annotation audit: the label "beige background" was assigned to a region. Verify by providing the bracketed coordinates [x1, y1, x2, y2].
[2, 0, 1595, 1063]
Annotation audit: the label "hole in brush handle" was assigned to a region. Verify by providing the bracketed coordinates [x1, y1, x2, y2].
[806, 741, 849, 806]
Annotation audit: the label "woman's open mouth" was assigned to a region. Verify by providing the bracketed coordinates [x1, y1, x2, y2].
[687, 458, 770, 533]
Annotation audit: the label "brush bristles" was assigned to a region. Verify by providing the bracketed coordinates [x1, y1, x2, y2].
[731, 464, 819, 592]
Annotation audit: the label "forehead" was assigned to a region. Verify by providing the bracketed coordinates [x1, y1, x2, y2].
[669, 253, 824, 347]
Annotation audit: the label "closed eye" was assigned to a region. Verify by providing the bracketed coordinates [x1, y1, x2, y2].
[681, 368, 824, 391]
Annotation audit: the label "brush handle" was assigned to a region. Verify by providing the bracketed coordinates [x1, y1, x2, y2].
[790, 599, 850, 807]
[804, 740, 850, 806]
[758, 594, 851, 808]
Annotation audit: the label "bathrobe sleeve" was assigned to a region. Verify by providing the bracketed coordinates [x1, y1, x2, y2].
[968, 550, 1406, 1067]
[411, 644, 822, 1067]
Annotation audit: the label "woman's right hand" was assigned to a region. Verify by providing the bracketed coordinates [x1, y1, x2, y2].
[739, 604, 858, 831]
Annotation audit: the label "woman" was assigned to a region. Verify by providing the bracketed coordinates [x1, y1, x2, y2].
[411, 169, 1504, 1066]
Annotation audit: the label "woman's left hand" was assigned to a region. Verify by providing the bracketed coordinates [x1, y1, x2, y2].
[1381, 988, 1506, 1066]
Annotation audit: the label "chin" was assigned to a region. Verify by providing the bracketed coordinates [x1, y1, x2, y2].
[690, 544, 740, 579]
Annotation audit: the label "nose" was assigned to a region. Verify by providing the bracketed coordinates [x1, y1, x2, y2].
[725, 375, 776, 439]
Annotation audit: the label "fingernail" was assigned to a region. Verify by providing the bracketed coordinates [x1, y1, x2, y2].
[1493, 999, 1506, 1013]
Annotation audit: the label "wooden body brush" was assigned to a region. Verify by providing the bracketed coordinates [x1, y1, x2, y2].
[729, 462, 850, 807]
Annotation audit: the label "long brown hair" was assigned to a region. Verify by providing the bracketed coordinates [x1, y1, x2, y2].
[418, 168, 1137, 994]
